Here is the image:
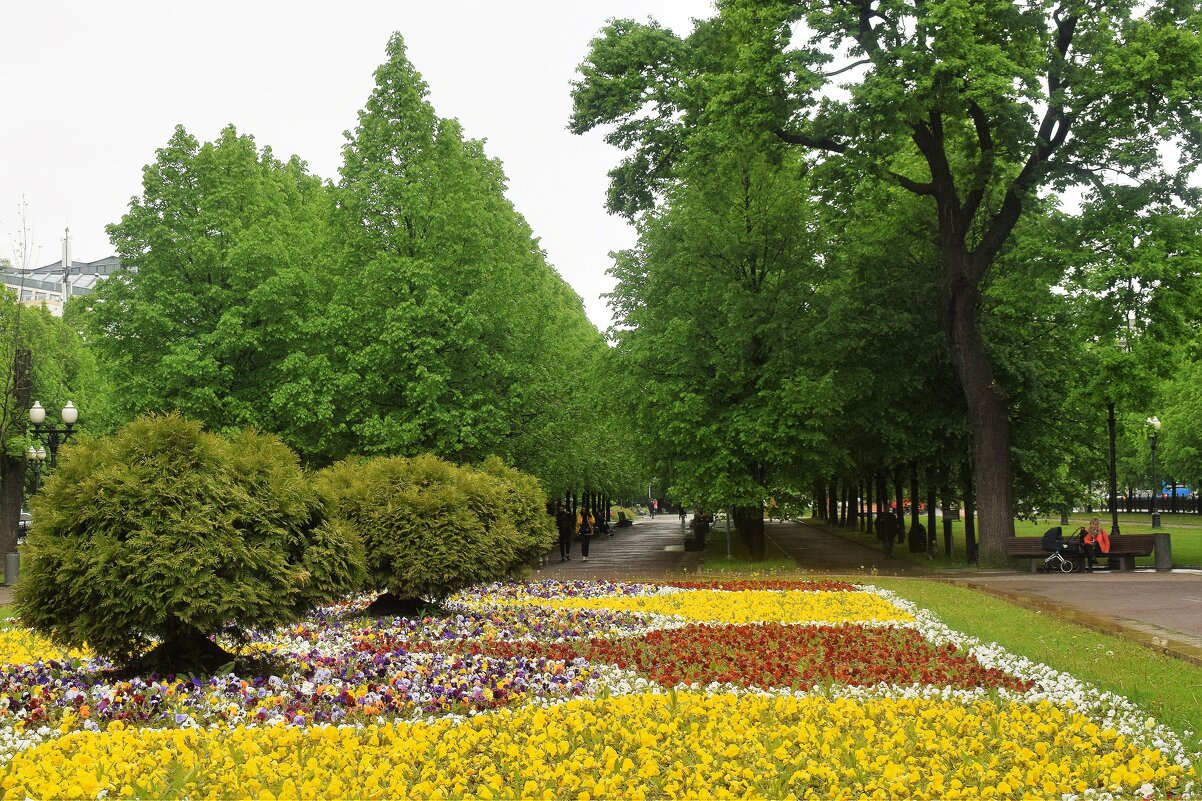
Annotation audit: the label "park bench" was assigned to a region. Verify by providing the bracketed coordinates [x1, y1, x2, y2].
[1005, 534, 1159, 572]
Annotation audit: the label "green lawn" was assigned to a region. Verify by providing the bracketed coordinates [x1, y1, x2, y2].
[699, 523, 797, 573]
[819, 512, 1202, 569]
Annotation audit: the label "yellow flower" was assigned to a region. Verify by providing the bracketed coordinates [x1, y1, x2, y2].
[1, 693, 1190, 799]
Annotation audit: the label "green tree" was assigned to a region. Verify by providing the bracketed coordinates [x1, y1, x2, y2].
[572, 0, 1202, 562]
[0, 296, 114, 562]
[1056, 199, 1202, 529]
[85, 125, 338, 458]
[329, 34, 633, 492]
[14, 414, 364, 670]
[608, 132, 840, 555]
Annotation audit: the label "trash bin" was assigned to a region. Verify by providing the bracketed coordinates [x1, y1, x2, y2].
[4, 551, 18, 586]
[1153, 533, 1173, 572]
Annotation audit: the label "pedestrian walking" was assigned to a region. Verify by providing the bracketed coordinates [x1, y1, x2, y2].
[877, 509, 897, 557]
[679, 505, 687, 526]
[577, 506, 595, 562]
[556, 502, 574, 562]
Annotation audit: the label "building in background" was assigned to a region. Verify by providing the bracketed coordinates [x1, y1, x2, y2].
[0, 230, 125, 316]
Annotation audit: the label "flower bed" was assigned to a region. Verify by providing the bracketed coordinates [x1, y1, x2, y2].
[0, 579, 1196, 799]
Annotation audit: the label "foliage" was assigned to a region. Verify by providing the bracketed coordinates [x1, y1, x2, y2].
[0, 295, 116, 558]
[572, 0, 1202, 561]
[315, 454, 553, 603]
[326, 34, 632, 497]
[607, 127, 838, 515]
[85, 125, 338, 458]
[13, 414, 364, 667]
[83, 36, 636, 499]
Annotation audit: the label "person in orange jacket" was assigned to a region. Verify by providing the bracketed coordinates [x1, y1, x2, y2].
[1082, 517, 1110, 570]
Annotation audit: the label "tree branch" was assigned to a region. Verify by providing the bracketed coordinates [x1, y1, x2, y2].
[773, 128, 847, 153]
[960, 100, 995, 227]
[822, 58, 873, 78]
[891, 172, 937, 195]
[975, 5, 1079, 267]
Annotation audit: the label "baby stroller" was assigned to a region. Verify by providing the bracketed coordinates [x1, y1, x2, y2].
[1040, 525, 1081, 573]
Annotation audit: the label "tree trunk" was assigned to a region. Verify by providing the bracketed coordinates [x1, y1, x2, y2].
[926, 475, 937, 556]
[733, 504, 765, 560]
[962, 461, 978, 564]
[893, 471, 905, 543]
[945, 272, 1015, 563]
[1, 349, 32, 561]
[940, 485, 953, 556]
[866, 477, 875, 534]
[1107, 402, 1120, 535]
[908, 461, 923, 552]
[828, 479, 838, 525]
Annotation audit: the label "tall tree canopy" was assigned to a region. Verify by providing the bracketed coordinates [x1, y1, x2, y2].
[573, 0, 1202, 560]
[86, 125, 335, 454]
[83, 35, 634, 498]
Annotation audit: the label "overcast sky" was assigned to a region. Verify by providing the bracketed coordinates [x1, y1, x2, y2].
[1, 1, 716, 330]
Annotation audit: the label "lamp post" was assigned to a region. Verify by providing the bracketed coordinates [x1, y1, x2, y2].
[1148, 416, 1161, 529]
[25, 445, 46, 495]
[28, 401, 79, 470]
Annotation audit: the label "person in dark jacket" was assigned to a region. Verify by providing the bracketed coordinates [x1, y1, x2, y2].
[556, 502, 574, 562]
[877, 509, 897, 557]
[576, 507, 595, 561]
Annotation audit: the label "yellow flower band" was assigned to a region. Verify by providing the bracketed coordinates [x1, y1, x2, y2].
[2, 692, 1188, 800]
[527, 589, 914, 625]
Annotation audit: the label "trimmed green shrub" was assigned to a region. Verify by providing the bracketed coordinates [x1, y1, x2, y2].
[479, 456, 556, 567]
[316, 454, 554, 609]
[15, 414, 365, 670]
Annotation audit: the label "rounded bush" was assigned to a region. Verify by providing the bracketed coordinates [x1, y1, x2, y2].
[316, 454, 554, 605]
[15, 414, 365, 668]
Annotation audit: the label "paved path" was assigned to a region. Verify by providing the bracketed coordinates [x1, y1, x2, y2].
[534, 515, 704, 580]
[766, 519, 1202, 665]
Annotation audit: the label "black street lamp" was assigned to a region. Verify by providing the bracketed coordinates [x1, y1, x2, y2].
[29, 401, 79, 470]
[24, 445, 46, 494]
[1148, 416, 1161, 529]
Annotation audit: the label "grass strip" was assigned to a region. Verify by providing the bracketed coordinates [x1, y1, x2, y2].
[699, 521, 797, 573]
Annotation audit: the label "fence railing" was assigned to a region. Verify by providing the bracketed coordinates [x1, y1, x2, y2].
[1097, 492, 1202, 515]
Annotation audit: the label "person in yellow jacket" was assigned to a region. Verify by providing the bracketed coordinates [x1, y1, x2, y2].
[576, 507, 595, 562]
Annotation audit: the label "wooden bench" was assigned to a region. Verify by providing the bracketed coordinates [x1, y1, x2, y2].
[1005, 534, 1157, 572]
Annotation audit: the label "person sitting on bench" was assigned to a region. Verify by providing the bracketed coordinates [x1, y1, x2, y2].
[1081, 517, 1110, 571]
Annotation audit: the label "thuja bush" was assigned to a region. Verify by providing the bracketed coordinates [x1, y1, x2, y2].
[316, 454, 553, 613]
[479, 456, 556, 568]
[15, 414, 365, 671]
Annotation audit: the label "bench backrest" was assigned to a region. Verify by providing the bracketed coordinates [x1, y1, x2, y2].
[1107, 534, 1155, 554]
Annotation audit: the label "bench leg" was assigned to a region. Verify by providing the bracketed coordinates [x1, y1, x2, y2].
[1117, 556, 1135, 571]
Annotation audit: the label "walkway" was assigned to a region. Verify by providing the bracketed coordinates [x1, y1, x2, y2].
[535, 514, 704, 580]
[765, 519, 1202, 665]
